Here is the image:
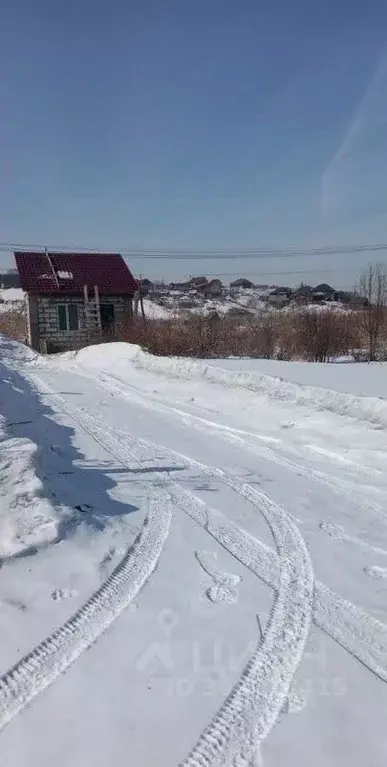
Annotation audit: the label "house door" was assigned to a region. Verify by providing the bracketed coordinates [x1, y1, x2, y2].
[100, 304, 115, 334]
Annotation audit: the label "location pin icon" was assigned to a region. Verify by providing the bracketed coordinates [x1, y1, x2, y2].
[158, 608, 179, 637]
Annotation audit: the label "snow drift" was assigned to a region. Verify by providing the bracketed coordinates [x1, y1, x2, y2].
[0, 423, 59, 559]
[71, 343, 387, 429]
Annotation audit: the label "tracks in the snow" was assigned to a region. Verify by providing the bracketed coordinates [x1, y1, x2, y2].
[33, 374, 387, 684]
[0, 495, 172, 731]
[182, 478, 314, 766]
[83, 366, 387, 522]
[18, 372, 314, 765]
[2, 368, 387, 765]
[80, 370, 387, 682]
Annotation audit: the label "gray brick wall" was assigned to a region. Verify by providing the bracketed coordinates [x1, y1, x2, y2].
[34, 295, 132, 352]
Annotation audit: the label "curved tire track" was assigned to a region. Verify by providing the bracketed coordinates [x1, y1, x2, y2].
[94, 367, 384, 492]
[181, 484, 314, 766]
[28, 374, 314, 764]
[0, 495, 172, 731]
[30, 373, 387, 682]
[19, 372, 387, 760]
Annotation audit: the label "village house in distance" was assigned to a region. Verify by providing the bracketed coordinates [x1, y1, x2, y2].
[15, 251, 139, 353]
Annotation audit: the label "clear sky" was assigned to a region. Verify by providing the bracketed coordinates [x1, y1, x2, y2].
[1, 0, 387, 286]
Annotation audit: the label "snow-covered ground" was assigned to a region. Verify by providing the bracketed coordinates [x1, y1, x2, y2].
[0, 285, 352, 320]
[204, 357, 387, 399]
[141, 298, 172, 319]
[0, 289, 25, 314]
[1, 338, 387, 766]
[0, 289, 24, 303]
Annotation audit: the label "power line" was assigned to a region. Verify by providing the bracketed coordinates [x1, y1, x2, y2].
[1, 241, 387, 260]
[175, 268, 356, 278]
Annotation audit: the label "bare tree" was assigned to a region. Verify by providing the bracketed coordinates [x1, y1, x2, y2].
[356, 263, 387, 361]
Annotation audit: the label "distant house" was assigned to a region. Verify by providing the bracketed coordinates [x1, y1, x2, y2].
[230, 278, 255, 289]
[334, 290, 352, 304]
[267, 293, 289, 309]
[15, 251, 138, 353]
[312, 283, 335, 302]
[311, 291, 326, 304]
[169, 281, 191, 292]
[197, 279, 223, 298]
[267, 287, 292, 308]
[190, 276, 208, 287]
[139, 278, 154, 295]
[294, 284, 313, 304]
[0, 271, 20, 289]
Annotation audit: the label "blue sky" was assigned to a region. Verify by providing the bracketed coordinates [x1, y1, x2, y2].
[1, 0, 387, 286]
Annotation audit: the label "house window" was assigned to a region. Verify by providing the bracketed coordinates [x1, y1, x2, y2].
[58, 304, 79, 331]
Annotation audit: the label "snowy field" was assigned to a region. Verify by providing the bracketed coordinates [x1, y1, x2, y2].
[0, 286, 348, 319]
[204, 356, 387, 399]
[1, 338, 387, 766]
[0, 289, 25, 313]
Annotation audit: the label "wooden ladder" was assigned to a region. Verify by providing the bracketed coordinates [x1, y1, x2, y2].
[83, 284, 102, 332]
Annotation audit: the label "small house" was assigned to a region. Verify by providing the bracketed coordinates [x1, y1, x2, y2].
[197, 279, 223, 298]
[312, 283, 335, 302]
[0, 270, 21, 289]
[15, 251, 138, 353]
[230, 278, 255, 289]
[294, 284, 313, 304]
[267, 287, 292, 309]
[139, 278, 154, 295]
[168, 281, 191, 292]
[267, 293, 289, 309]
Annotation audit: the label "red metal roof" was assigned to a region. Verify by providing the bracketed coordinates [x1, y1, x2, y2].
[14, 251, 139, 296]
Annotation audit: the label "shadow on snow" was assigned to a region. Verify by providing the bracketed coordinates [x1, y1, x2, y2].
[0, 340, 183, 566]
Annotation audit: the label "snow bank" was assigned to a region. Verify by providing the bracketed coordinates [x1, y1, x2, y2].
[0, 335, 40, 365]
[0, 426, 60, 559]
[204, 358, 387, 400]
[0, 288, 25, 303]
[141, 299, 171, 319]
[71, 343, 387, 429]
[0, 338, 59, 558]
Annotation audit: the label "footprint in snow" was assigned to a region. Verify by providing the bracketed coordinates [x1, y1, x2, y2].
[195, 550, 241, 604]
[51, 588, 78, 602]
[280, 684, 309, 717]
[320, 521, 345, 540]
[364, 566, 387, 581]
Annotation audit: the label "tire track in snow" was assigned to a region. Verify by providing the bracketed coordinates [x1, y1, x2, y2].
[181, 485, 314, 766]
[20, 373, 387, 759]
[31, 373, 387, 683]
[81, 367, 387, 522]
[320, 522, 387, 557]
[171, 484, 387, 684]
[82, 404, 387, 686]
[97, 368, 383, 483]
[0, 495, 172, 731]
[28, 374, 314, 763]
